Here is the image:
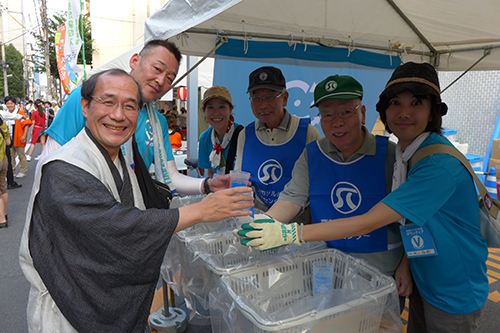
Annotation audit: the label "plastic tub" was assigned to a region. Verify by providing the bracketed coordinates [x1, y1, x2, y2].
[163, 228, 325, 325]
[209, 248, 401, 333]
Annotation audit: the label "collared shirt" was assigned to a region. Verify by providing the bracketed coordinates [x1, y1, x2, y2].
[280, 127, 395, 207]
[234, 110, 321, 171]
[279, 127, 403, 274]
[234, 109, 322, 210]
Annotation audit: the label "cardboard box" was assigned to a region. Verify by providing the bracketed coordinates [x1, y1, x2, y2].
[491, 139, 500, 160]
[488, 158, 500, 171]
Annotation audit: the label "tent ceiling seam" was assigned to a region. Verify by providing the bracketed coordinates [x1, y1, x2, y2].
[185, 28, 435, 57]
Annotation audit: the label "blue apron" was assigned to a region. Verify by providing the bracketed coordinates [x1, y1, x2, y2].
[308, 136, 389, 253]
[242, 118, 309, 207]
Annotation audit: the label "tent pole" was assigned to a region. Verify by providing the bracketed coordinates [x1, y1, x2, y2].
[441, 49, 492, 93]
[385, 0, 437, 55]
[172, 37, 227, 88]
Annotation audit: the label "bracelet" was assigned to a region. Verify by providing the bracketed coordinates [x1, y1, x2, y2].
[300, 223, 305, 244]
[203, 177, 212, 194]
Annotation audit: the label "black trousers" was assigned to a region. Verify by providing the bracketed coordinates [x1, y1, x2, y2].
[6, 142, 14, 185]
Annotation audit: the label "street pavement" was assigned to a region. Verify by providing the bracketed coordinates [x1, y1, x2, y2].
[1, 144, 500, 332]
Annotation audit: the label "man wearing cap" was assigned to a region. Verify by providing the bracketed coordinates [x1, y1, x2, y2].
[262, 74, 409, 297]
[235, 66, 321, 214]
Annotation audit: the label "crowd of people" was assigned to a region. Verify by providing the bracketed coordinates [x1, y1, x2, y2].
[8, 37, 488, 333]
[0, 97, 60, 230]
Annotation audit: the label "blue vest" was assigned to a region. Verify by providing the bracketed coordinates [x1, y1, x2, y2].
[308, 136, 389, 253]
[242, 118, 309, 207]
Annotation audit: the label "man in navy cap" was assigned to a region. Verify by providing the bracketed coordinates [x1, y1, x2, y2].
[234, 66, 321, 217]
[244, 74, 411, 309]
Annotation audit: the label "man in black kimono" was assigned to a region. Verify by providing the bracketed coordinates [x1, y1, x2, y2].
[19, 69, 253, 333]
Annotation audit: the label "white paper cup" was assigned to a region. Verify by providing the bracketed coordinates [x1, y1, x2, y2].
[312, 260, 334, 295]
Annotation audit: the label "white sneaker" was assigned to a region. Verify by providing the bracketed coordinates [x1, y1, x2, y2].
[34, 155, 41, 161]
[26, 155, 31, 161]
[15, 173, 27, 178]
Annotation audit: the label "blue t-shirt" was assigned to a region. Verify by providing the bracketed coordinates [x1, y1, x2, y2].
[198, 123, 241, 175]
[46, 86, 174, 168]
[382, 133, 488, 314]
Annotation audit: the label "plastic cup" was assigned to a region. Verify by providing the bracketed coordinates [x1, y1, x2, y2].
[312, 260, 334, 295]
[230, 171, 254, 218]
[230, 170, 251, 188]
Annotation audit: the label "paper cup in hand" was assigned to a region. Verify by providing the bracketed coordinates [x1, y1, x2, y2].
[230, 170, 251, 188]
[230, 171, 253, 218]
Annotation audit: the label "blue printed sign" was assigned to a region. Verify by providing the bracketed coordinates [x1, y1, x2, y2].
[213, 39, 401, 134]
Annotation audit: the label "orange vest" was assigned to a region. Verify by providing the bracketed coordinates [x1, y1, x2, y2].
[13, 111, 33, 147]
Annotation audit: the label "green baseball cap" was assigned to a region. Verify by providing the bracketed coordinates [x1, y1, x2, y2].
[311, 75, 363, 108]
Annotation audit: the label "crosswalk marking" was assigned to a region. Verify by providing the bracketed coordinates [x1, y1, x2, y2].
[487, 259, 500, 270]
[488, 290, 500, 303]
[488, 250, 500, 304]
[490, 254, 500, 261]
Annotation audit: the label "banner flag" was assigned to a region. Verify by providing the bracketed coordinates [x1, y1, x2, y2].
[65, 0, 83, 90]
[55, 25, 71, 94]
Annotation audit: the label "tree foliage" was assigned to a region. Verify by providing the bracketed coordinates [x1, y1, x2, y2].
[32, 12, 95, 75]
[0, 44, 25, 98]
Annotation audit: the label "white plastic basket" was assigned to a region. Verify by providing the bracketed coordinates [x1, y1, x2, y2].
[163, 228, 325, 325]
[210, 248, 400, 333]
[189, 229, 326, 276]
[169, 194, 256, 241]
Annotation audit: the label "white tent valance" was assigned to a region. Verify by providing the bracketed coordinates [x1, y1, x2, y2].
[145, 0, 500, 72]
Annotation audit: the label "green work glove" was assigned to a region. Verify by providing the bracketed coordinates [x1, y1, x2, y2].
[237, 219, 302, 251]
[233, 214, 275, 240]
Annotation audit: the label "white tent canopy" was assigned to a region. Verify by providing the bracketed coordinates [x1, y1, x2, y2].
[145, 0, 500, 72]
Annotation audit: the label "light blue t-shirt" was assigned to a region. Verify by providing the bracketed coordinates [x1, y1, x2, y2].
[382, 133, 488, 315]
[198, 123, 241, 175]
[46, 86, 174, 168]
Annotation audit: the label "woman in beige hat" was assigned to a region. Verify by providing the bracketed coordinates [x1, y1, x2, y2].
[198, 86, 243, 177]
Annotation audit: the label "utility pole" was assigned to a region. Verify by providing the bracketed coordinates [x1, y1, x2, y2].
[0, 5, 8, 96]
[40, 0, 53, 100]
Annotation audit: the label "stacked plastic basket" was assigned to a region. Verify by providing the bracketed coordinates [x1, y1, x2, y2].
[161, 195, 325, 325]
[209, 248, 402, 333]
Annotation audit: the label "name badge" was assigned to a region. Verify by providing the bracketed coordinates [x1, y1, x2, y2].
[400, 223, 437, 258]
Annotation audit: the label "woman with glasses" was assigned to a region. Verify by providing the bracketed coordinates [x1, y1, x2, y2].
[198, 86, 243, 177]
[26, 99, 47, 162]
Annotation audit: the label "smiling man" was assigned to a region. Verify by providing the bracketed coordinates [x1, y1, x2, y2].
[19, 69, 254, 332]
[256, 75, 410, 310]
[234, 66, 321, 215]
[43, 39, 225, 196]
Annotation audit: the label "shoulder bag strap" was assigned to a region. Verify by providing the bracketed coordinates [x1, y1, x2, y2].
[411, 144, 500, 218]
[225, 125, 244, 174]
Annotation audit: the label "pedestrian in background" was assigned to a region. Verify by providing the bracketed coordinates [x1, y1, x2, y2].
[26, 100, 46, 162]
[0, 117, 10, 228]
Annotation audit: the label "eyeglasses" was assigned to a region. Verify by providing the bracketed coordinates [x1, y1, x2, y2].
[249, 91, 285, 104]
[91, 96, 139, 113]
[317, 104, 362, 121]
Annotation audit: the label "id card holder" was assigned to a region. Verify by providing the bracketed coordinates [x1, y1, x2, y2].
[400, 223, 438, 258]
